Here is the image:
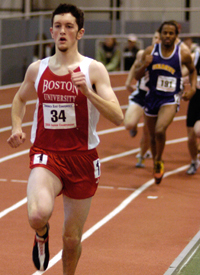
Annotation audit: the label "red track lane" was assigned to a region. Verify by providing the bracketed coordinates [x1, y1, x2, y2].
[0, 74, 200, 275]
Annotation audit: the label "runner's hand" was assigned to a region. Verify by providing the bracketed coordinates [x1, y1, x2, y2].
[125, 84, 136, 93]
[7, 131, 26, 148]
[182, 88, 195, 101]
[68, 69, 89, 96]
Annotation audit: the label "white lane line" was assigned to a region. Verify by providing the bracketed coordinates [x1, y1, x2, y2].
[173, 115, 186, 121]
[164, 229, 200, 275]
[0, 122, 33, 133]
[101, 148, 140, 162]
[166, 137, 187, 144]
[97, 126, 126, 135]
[32, 164, 189, 274]
[11, 179, 28, 183]
[98, 185, 114, 189]
[0, 149, 29, 163]
[0, 197, 27, 218]
[147, 196, 158, 199]
[0, 99, 36, 110]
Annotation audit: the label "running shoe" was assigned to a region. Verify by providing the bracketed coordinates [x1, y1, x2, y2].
[32, 223, 50, 271]
[136, 150, 152, 159]
[129, 128, 137, 137]
[186, 160, 199, 175]
[136, 156, 145, 168]
[154, 160, 164, 184]
[143, 150, 152, 159]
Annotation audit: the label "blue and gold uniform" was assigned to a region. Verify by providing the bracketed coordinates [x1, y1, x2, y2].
[144, 43, 183, 116]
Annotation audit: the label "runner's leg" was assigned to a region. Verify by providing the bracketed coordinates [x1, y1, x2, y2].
[62, 195, 92, 275]
[155, 104, 177, 161]
[27, 167, 62, 235]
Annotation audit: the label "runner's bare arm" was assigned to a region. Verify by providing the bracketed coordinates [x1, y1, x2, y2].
[69, 61, 124, 125]
[134, 46, 153, 80]
[181, 49, 197, 101]
[125, 50, 144, 93]
[7, 61, 39, 148]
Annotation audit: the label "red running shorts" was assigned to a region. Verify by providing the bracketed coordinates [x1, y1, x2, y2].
[29, 146, 101, 199]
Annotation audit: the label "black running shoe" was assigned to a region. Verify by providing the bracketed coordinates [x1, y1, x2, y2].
[32, 224, 50, 271]
[129, 128, 137, 137]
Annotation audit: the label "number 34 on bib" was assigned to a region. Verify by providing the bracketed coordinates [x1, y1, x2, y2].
[43, 103, 77, 129]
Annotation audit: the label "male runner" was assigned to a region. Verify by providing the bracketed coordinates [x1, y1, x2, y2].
[7, 3, 124, 274]
[135, 21, 196, 184]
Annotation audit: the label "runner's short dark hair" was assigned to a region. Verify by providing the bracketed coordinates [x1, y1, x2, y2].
[51, 3, 84, 30]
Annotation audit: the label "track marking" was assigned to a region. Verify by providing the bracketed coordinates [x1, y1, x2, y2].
[101, 148, 140, 162]
[98, 185, 114, 189]
[0, 197, 27, 218]
[0, 122, 33, 133]
[11, 179, 28, 183]
[147, 196, 158, 199]
[0, 149, 29, 163]
[166, 137, 187, 144]
[0, 99, 36, 110]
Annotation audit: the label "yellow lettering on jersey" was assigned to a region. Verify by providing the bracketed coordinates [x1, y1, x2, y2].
[152, 64, 175, 75]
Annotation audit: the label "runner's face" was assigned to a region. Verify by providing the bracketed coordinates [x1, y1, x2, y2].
[50, 13, 82, 52]
[160, 25, 177, 48]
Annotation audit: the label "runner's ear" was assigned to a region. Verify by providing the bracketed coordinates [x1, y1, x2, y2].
[77, 28, 85, 40]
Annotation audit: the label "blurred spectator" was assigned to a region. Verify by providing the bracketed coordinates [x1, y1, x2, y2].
[95, 37, 121, 72]
[33, 33, 52, 62]
[183, 37, 200, 53]
[123, 34, 139, 71]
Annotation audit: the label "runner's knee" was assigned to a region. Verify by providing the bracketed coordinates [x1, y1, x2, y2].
[62, 232, 81, 250]
[28, 203, 52, 230]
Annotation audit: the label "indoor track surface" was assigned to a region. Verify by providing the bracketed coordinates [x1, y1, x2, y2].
[1, 73, 200, 275]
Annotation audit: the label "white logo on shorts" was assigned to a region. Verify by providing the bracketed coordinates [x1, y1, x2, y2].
[33, 154, 48, 165]
[93, 159, 101, 179]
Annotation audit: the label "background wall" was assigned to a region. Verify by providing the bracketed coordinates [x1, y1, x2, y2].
[0, 0, 199, 85]
[0, 0, 199, 29]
